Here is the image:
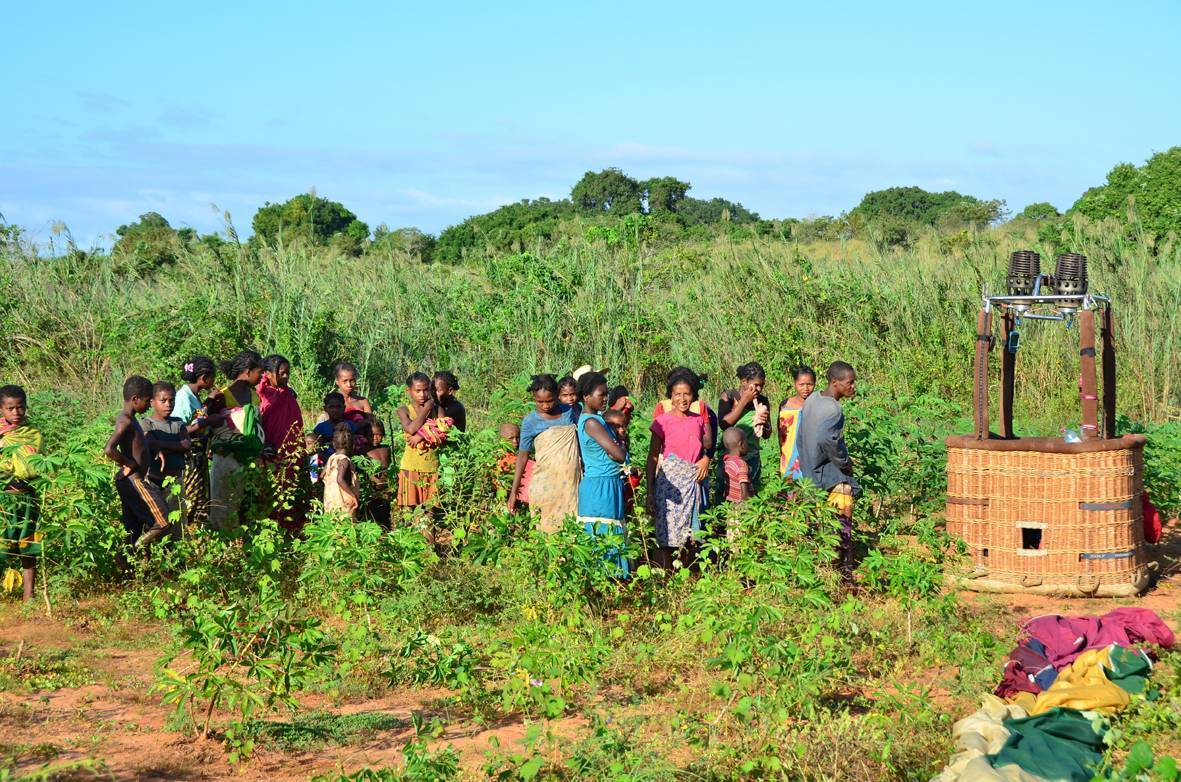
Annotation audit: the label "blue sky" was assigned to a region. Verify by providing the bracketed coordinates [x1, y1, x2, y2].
[2, 1, 1179, 248]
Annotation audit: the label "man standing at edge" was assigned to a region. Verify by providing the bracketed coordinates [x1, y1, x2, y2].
[797, 361, 859, 582]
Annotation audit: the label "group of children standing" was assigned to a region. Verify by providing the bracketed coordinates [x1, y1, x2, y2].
[0, 353, 859, 600]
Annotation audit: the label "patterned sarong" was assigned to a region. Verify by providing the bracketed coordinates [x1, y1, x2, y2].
[529, 424, 580, 533]
[653, 454, 706, 548]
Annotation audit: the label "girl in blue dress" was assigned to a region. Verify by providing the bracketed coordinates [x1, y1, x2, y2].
[575, 371, 629, 577]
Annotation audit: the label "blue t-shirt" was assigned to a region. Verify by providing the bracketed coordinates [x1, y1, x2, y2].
[518, 404, 578, 454]
[314, 418, 356, 458]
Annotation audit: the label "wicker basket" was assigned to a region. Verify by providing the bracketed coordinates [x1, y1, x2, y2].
[945, 434, 1150, 597]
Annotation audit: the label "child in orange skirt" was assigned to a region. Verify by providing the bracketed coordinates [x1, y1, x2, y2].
[395, 373, 452, 511]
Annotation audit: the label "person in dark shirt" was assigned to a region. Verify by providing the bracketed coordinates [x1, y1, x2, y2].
[796, 361, 859, 581]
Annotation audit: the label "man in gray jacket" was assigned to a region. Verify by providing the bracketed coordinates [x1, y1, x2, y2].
[797, 361, 858, 580]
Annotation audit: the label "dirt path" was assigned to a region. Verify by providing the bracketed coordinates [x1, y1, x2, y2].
[0, 607, 582, 780]
[1, 541, 1177, 781]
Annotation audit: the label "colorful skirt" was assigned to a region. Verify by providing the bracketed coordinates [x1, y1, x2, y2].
[653, 454, 707, 548]
[397, 469, 438, 508]
[183, 448, 210, 527]
[579, 518, 630, 579]
[1, 490, 41, 562]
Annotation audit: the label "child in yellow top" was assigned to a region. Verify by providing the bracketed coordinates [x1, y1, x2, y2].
[0, 385, 42, 601]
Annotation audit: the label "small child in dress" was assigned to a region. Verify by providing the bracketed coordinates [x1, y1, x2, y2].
[321, 424, 359, 518]
[722, 427, 752, 503]
[1, 385, 42, 601]
[140, 381, 191, 527]
[496, 423, 532, 507]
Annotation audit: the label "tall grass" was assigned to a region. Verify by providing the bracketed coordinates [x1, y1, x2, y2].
[1, 217, 1178, 432]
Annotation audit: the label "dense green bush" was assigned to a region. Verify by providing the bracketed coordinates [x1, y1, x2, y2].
[1071, 147, 1181, 241]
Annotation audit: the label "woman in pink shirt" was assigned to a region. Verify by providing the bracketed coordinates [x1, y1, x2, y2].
[645, 368, 713, 569]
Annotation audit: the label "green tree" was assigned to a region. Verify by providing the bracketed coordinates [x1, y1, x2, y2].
[435, 198, 574, 262]
[1071, 147, 1181, 239]
[676, 197, 761, 226]
[112, 212, 184, 273]
[643, 176, 691, 213]
[371, 225, 437, 262]
[1018, 202, 1061, 221]
[571, 168, 643, 214]
[251, 193, 370, 254]
[851, 186, 1000, 227]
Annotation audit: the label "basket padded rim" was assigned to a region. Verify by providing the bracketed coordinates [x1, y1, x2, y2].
[945, 434, 1146, 454]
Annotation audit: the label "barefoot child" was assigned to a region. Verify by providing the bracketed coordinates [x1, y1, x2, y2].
[0, 385, 42, 601]
[104, 376, 174, 547]
[321, 424, 359, 518]
[140, 381, 191, 528]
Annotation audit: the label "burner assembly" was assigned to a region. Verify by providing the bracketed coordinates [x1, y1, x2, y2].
[944, 250, 1150, 597]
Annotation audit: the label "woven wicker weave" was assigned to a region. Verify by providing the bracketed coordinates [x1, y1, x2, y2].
[945, 435, 1149, 597]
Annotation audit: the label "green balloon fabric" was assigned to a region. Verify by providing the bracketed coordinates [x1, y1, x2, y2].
[1106, 645, 1154, 697]
[990, 708, 1107, 782]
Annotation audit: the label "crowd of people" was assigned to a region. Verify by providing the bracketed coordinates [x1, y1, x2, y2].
[0, 351, 860, 601]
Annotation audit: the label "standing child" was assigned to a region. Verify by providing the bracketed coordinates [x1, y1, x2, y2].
[0, 386, 42, 601]
[304, 431, 322, 484]
[174, 356, 222, 528]
[722, 428, 752, 504]
[314, 392, 356, 458]
[575, 372, 629, 577]
[557, 376, 578, 409]
[433, 371, 467, 432]
[645, 368, 713, 569]
[140, 381, 191, 529]
[321, 424, 359, 518]
[496, 423, 532, 507]
[358, 419, 392, 527]
[396, 373, 450, 513]
[104, 376, 174, 547]
[317, 362, 372, 422]
[778, 365, 816, 479]
[603, 409, 640, 520]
